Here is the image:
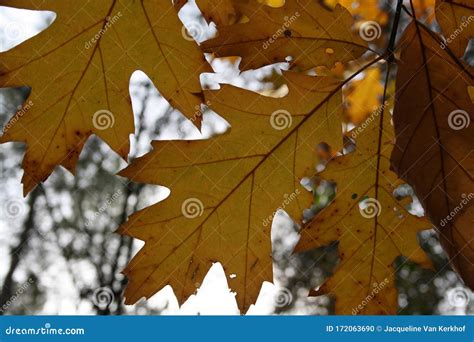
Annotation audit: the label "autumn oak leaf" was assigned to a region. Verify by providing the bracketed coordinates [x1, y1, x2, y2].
[201, 0, 369, 71]
[296, 99, 432, 314]
[0, 0, 210, 195]
[195, 0, 239, 26]
[192, 0, 286, 26]
[117, 72, 344, 311]
[436, 0, 474, 57]
[391, 21, 474, 290]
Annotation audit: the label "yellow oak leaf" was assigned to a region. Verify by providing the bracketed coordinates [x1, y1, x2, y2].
[325, 0, 389, 25]
[191, 0, 285, 26]
[296, 99, 432, 314]
[436, 0, 474, 57]
[201, 0, 369, 71]
[195, 0, 239, 26]
[118, 72, 344, 311]
[0, 0, 210, 195]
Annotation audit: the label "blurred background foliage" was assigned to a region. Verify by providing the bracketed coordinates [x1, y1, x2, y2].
[0, 0, 473, 315]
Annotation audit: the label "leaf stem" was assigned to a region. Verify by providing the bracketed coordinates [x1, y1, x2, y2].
[365, 0, 404, 295]
[387, 0, 404, 63]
